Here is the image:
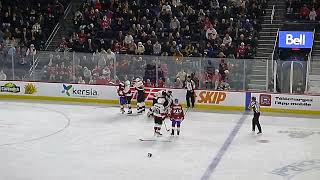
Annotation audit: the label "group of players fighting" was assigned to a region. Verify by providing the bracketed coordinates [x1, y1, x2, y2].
[117, 78, 185, 136]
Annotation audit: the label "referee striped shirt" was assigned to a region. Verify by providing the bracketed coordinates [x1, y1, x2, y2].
[251, 101, 260, 113]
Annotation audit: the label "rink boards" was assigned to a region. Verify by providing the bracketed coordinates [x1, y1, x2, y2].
[0, 81, 319, 115]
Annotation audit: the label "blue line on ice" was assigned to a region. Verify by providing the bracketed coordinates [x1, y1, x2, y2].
[201, 114, 248, 180]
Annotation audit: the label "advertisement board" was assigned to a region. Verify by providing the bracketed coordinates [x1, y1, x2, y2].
[1, 81, 318, 114]
[252, 93, 320, 112]
[0, 81, 246, 110]
[279, 31, 314, 48]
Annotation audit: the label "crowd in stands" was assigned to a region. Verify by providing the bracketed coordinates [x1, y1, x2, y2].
[286, 0, 320, 21]
[0, 0, 69, 79]
[50, 0, 267, 91]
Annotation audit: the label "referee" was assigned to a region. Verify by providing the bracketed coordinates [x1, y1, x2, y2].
[185, 75, 196, 108]
[250, 97, 262, 134]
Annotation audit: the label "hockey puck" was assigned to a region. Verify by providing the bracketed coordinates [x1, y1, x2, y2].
[257, 139, 270, 143]
[147, 153, 152, 157]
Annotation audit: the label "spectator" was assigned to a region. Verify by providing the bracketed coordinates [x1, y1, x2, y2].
[206, 25, 217, 40]
[145, 40, 153, 55]
[174, 77, 184, 88]
[78, 76, 85, 84]
[300, 4, 310, 19]
[217, 79, 231, 91]
[83, 67, 92, 83]
[309, 8, 317, 20]
[237, 42, 247, 59]
[219, 59, 228, 81]
[0, 70, 7, 80]
[92, 65, 101, 77]
[102, 66, 111, 79]
[26, 44, 37, 63]
[185, 43, 195, 56]
[223, 34, 232, 46]
[106, 49, 116, 63]
[144, 79, 154, 88]
[176, 69, 187, 83]
[100, 15, 111, 30]
[153, 41, 162, 55]
[243, 19, 253, 33]
[136, 42, 145, 55]
[170, 17, 181, 31]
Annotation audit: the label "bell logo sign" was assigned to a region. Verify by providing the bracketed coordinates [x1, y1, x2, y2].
[286, 34, 305, 46]
[279, 31, 313, 48]
[197, 91, 226, 104]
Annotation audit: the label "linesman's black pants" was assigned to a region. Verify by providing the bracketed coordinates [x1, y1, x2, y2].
[252, 112, 262, 132]
[186, 90, 195, 108]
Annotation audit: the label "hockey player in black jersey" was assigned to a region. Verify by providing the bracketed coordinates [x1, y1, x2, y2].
[134, 78, 145, 114]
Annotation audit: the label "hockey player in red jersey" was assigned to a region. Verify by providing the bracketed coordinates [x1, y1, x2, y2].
[117, 82, 126, 114]
[170, 99, 184, 135]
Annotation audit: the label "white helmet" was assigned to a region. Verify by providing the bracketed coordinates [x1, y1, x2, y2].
[135, 78, 141, 82]
[157, 97, 166, 105]
[125, 80, 131, 86]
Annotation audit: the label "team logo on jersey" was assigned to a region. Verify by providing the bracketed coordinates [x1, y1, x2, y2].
[0, 83, 20, 93]
[260, 94, 271, 106]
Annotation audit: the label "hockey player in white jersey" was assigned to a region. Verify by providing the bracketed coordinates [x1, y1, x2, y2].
[147, 90, 173, 117]
[150, 98, 167, 135]
[134, 78, 145, 114]
[124, 80, 133, 114]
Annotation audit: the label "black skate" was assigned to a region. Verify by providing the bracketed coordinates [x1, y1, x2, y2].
[177, 130, 180, 136]
[120, 108, 125, 114]
[171, 129, 174, 136]
[127, 110, 132, 114]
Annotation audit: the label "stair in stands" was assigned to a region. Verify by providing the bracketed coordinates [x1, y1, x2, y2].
[309, 59, 320, 94]
[46, 0, 83, 51]
[248, 0, 286, 91]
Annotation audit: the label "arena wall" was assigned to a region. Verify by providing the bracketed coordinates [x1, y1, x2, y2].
[0, 81, 319, 115]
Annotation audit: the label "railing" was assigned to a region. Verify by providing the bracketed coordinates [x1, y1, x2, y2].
[45, 2, 72, 50]
[272, 29, 279, 92]
[26, 2, 73, 80]
[271, 5, 275, 24]
[305, 29, 316, 93]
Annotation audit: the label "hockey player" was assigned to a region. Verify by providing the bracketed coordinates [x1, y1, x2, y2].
[150, 98, 167, 135]
[134, 78, 145, 113]
[124, 80, 133, 114]
[164, 90, 173, 110]
[170, 99, 184, 135]
[148, 90, 167, 117]
[117, 82, 126, 114]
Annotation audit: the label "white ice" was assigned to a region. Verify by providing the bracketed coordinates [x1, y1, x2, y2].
[0, 101, 319, 180]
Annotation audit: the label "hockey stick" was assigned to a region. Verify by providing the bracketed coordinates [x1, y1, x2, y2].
[163, 120, 170, 132]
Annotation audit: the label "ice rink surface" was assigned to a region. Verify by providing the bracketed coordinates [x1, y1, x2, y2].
[0, 101, 319, 180]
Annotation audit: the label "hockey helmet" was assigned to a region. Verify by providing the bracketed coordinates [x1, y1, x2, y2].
[125, 80, 131, 86]
[119, 82, 124, 87]
[167, 90, 172, 95]
[157, 97, 166, 104]
[174, 98, 179, 105]
[135, 77, 141, 82]
[161, 90, 167, 97]
[251, 97, 256, 101]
